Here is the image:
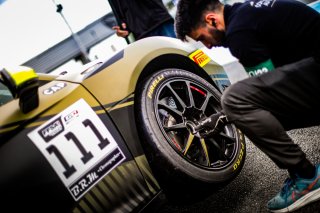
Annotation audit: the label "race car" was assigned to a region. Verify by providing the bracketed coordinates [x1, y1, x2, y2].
[0, 36, 246, 212]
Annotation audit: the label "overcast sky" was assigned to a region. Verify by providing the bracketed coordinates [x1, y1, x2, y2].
[0, 0, 112, 66]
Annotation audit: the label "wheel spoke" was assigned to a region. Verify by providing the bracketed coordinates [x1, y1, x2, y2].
[158, 102, 183, 117]
[200, 138, 210, 166]
[212, 160, 228, 167]
[166, 83, 187, 108]
[200, 93, 212, 111]
[186, 81, 195, 107]
[216, 132, 236, 145]
[208, 138, 229, 160]
[183, 133, 195, 155]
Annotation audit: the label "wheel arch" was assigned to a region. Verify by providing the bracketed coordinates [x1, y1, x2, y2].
[135, 54, 219, 93]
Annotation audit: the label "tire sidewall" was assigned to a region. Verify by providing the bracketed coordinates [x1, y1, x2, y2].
[137, 68, 246, 185]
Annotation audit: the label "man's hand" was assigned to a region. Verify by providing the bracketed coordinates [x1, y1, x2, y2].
[112, 23, 129, 38]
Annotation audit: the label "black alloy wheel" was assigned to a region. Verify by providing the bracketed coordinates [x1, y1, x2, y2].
[135, 68, 246, 201]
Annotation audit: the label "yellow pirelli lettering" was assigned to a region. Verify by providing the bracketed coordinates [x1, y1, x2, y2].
[147, 74, 164, 99]
[233, 141, 245, 171]
[189, 50, 211, 67]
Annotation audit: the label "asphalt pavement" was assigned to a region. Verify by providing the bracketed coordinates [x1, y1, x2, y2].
[158, 126, 320, 213]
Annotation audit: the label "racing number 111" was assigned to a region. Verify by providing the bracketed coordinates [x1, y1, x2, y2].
[46, 118, 110, 179]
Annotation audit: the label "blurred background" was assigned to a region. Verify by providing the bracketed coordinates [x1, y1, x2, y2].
[0, 0, 242, 74]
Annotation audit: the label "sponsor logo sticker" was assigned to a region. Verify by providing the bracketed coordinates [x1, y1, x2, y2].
[250, 0, 276, 8]
[43, 82, 67, 95]
[189, 50, 211, 67]
[38, 117, 64, 143]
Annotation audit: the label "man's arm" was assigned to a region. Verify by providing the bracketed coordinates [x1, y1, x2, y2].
[228, 33, 275, 77]
[244, 59, 275, 77]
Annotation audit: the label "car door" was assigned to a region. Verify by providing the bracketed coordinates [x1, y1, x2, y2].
[0, 78, 158, 212]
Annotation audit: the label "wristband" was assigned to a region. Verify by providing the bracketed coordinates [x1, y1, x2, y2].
[244, 59, 275, 77]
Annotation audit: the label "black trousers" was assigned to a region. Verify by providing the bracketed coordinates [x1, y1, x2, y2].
[221, 57, 320, 171]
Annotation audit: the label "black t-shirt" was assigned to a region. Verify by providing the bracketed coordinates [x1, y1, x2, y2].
[109, 0, 173, 40]
[223, 0, 320, 68]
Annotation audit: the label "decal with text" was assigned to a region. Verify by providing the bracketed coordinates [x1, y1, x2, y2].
[189, 50, 211, 67]
[28, 98, 126, 200]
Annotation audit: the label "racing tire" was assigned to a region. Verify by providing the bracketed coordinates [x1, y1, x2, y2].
[135, 69, 246, 203]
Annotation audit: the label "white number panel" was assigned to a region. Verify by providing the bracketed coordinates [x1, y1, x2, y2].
[28, 98, 126, 200]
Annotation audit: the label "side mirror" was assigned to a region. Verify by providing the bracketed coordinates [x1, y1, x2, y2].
[0, 66, 39, 113]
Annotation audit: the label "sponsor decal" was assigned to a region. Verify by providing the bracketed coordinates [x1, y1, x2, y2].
[64, 110, 79, 125]
[245, 59, 275, 77]
[28, 99, 126, 200]
[247, 67, 269, 76]
[189, 50, 211, 67]
[69, 147, 125, 199]
[147, 74, 164, 99]
[38, 117, 64, 142]
[250, 0, 276, 8]
[43, 82, 67, 95]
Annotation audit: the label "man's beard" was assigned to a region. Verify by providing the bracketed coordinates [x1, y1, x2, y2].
[211, 28, 226, 47]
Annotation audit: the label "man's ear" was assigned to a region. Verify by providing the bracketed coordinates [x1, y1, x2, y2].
[205, 13, 217, 27]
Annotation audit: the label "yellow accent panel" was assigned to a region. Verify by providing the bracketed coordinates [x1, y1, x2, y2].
[5, 66, 38, 86]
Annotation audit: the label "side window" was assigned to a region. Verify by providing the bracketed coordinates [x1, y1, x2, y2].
[0, 81, 13, 106]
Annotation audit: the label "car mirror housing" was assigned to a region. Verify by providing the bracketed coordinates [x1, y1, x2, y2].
[0, 66, 39, 113]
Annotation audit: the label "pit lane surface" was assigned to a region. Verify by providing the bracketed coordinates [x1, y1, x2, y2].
[159, 126, 320, 213]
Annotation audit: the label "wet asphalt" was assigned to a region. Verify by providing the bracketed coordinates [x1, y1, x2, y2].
[158, 126, 320, 213]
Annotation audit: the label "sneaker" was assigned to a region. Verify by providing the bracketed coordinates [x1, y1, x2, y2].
[267, 164, 320, 212]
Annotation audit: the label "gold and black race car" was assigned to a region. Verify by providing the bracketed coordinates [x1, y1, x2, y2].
[0, 36, 246, 212]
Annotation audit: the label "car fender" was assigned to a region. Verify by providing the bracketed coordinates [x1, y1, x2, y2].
[82, 37, 223, 108]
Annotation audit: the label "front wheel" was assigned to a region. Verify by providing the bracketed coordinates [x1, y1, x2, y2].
[135, 68, 246, 201]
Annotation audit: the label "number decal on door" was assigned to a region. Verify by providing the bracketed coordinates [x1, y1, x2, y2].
[82, 118, 110, 150]
[28, 99, 126, 200]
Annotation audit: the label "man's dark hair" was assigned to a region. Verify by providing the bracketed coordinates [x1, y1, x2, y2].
[175, 0, 223, 41]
